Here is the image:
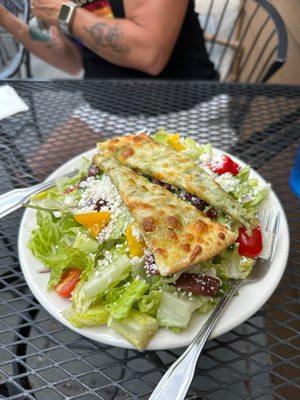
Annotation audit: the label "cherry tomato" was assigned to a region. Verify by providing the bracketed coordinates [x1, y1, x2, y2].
[236, 226, 263, 258]
[175, 273, 221, 296]
[211, 155, 240, 176]
[55, 268, 81, 298]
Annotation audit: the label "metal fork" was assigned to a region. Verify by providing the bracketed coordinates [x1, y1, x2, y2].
[149, 211, 280, 400]
[0, 170, 78, 219]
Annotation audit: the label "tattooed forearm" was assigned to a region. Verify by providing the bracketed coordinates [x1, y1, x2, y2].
[84, 22, 130, 55]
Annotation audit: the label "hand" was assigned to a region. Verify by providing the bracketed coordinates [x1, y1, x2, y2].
[31, 0, 65, 26]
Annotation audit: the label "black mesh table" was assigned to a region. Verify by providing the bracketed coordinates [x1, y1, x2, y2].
[0, 80, 299, 400]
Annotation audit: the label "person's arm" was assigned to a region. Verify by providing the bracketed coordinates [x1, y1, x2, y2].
[0, 6, 82, 75]
[32, 0, 189, 76]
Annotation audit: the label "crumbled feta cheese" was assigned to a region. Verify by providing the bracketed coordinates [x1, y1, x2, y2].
[198, 153, 211, 164]
[215, 172, 239, 193]
[199, 163, 215, 177]
[131, 256, 143, 265]
[77, 173, 129, 243]
[64, 195, 76, 207]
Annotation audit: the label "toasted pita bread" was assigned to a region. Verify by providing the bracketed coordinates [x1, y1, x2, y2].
[94, 154, 236, 275]
[97, 134, 257, 230]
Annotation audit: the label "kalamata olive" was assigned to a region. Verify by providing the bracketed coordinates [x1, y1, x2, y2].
[88, 163, 100, 177]
[206, 208, 218, 219]
[184, 193, 208, 211]
[144, 252, 160, 275]
[152, 178, 173, 191]
[174, 273, 220, 296]
[94, 199, 108, 211]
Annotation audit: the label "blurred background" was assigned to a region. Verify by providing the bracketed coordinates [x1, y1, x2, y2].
[0, 0, 299, 82]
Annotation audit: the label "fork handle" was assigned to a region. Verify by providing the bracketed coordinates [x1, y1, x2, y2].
[149, 283, 240, 400]
[0, 179, 56, 219]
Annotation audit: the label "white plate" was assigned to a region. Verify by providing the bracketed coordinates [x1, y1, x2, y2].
[18, 148, 289, 350]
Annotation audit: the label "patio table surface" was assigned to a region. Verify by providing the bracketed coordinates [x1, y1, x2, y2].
[0, 80, 299, 400]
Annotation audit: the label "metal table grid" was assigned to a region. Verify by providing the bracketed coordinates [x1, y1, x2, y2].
[0, 80, 299, 400]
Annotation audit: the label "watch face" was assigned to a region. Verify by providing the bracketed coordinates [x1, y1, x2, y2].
[59, 4, 72, 21]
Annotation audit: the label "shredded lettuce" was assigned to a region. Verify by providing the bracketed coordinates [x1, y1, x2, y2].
[107, 279, 148, 320]
[109, 310, 158, 350]
[63, 305, 109, 328]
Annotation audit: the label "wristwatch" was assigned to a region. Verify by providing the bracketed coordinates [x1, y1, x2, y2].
[57, 1, 78, 36]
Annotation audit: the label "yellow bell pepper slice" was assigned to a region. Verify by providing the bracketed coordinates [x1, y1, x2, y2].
[167, 134, 186, 152]
[125, 224, 146, 257]
[74, 211, 111, 238]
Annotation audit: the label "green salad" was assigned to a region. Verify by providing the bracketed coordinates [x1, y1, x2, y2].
[27, 131, 269, 350]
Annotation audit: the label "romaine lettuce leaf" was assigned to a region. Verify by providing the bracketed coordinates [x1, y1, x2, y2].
[48, 243, 94, 289]
[107, 279, 148, 320]
[236, 166, 250, 183]
[197, 298, 217, 314]
[138, 290, 161, 317]
[152, 130, 212, 161]
[63, 304, 109, 328]
[56, 157, 92, 191]
[152, 129, 169, 144]
[109, 207, 132, 240]
[28, 211, 61, 262]
[243, 187, 270, 209]
[73, 231, 99, 253]
[156, 291, 204, 329]
[28, 210, 94, 290]
[183, 138, 212, 160]
[216, 246, 255, 279]
[109, 310, 158, 350]
[80, 255, 131, 300]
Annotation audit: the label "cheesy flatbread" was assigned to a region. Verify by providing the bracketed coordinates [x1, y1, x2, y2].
[97, 134, 257, 230]
[94, 154, 236, 275]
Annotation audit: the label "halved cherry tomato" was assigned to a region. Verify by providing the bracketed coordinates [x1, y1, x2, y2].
[211, 155, 240, 176]
[74, 211, 111, 238]
[55, 268, 81, 298]
[125, 224, 146, 257]
[236, 226, 263, 258]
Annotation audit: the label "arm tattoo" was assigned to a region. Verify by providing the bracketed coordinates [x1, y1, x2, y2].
[84, 22, 130, 55]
